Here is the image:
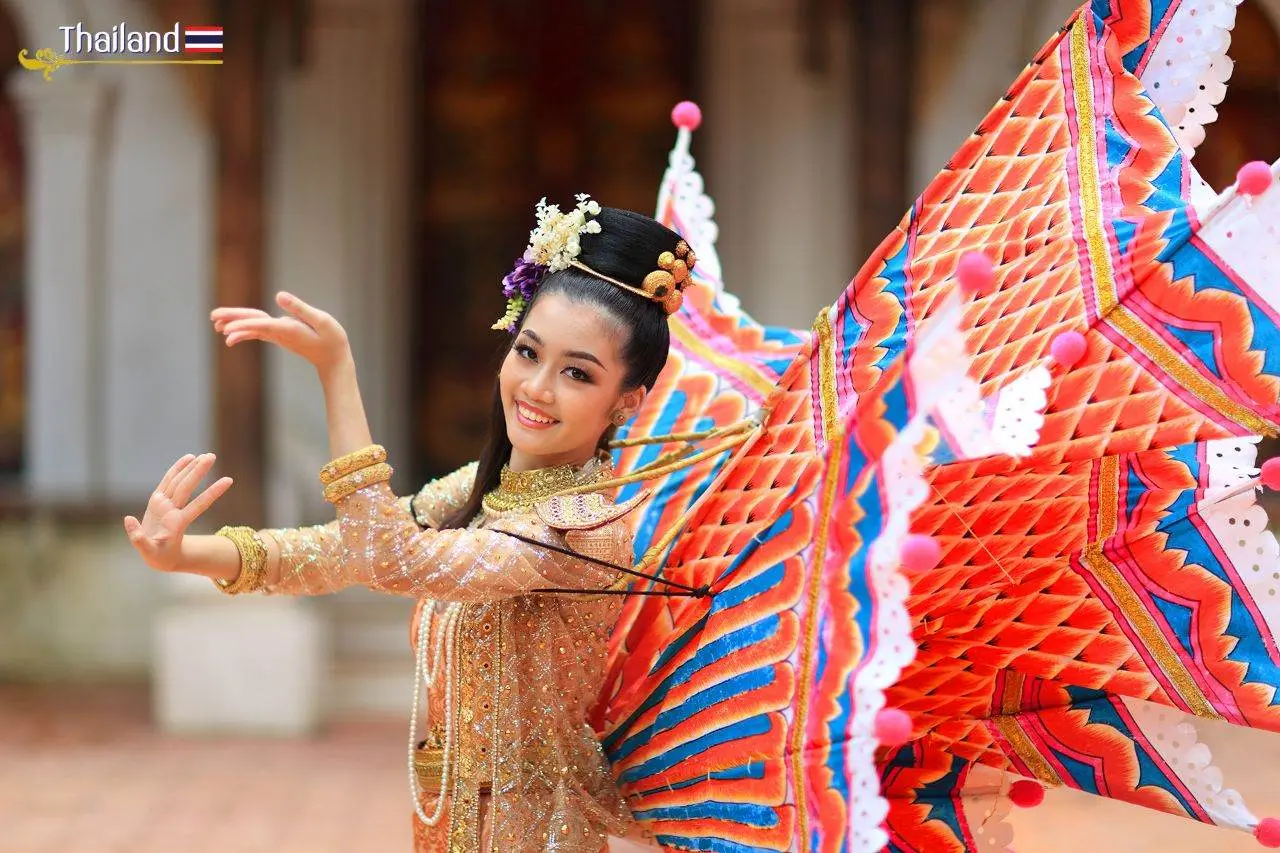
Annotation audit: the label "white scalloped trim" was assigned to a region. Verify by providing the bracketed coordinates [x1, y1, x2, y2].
[1193, 158, 1280, 313]
[986, 365, 1051, 456]
[656, 127, 724, 288]
[1138, 0, 1242, 158]
[848, 407, 930, 853]
[847, 290, 1052, 851]
[908, 296, 1048, 459]
[1197, 436, 1280, 643]
[1120, 696, 1256, 829]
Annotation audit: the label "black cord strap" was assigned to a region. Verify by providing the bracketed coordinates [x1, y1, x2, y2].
[492, 529, 710, 598]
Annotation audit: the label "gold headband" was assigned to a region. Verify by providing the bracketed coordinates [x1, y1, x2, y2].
[570, 240, 698, 316]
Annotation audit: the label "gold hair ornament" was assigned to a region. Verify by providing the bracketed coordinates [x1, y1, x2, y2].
[570, 239, 697, 316]
[492, 195, 698, 330]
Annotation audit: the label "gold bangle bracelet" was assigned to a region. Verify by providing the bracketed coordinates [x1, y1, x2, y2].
[212, 526, 268, 595]
[319, 445, 388, 486]
[324, 462, 393, 504]
[323, 462, 394, 505]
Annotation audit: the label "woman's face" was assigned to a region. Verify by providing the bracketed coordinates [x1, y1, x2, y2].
[499, 291, 644, 471]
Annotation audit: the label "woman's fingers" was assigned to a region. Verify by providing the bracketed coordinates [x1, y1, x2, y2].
[222, 317, 304, 338]
[183, 476, 233, 522]
[210, 306, 270, 331]
[276, 291, 330, 331]
[156, 454, 197, 495]
[123, 515, 157, 556]
[222, 318, 317, 353]
[171, 453, 215, 507]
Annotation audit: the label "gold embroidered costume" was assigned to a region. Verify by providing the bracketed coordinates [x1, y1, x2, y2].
[258, 454, 653, 853]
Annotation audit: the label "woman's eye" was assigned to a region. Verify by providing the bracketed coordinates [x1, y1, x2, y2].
[515, 344, 536, 361]
[566, 367, 592, 383]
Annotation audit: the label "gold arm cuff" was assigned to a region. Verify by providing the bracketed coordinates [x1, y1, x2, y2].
[323, 462, 394, 505]
[212, 526, 268, 595]
[319, 445, 388, 486]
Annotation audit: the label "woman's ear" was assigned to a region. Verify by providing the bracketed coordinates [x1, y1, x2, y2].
[619, 386, 646, 418]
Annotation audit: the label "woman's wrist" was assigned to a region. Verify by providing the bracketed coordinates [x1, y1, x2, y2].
[178, 534, 242, 581]
[316, 346, 356, 386]
[178, 532, 283, 587]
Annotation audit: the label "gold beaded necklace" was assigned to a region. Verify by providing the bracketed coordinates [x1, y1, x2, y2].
[482, 453, 613, 514]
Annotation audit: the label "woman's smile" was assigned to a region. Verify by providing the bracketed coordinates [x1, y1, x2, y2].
[514, 400, 560, 429]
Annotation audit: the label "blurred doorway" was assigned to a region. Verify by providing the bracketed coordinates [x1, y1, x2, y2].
[1194, 0, 1280, 190]
[0, 6, 23, 481]
[407, 0, 698, 484]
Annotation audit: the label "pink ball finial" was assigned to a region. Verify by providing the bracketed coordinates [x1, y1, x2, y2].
[1009, 780, 1045, 808]
[1237, 161, 1274, 197]
[1255, 817, 1280, 848]
[1050, 331, 1087, 367]
[874, 708, 913, 747]
[901, 534, 942, 573]
[672, 101, 702, 131]
[956, 252, 995, 296]
[1261, 458, 1280, 491]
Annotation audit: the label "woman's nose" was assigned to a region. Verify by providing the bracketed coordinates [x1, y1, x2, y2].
[523, 368, 555, 403]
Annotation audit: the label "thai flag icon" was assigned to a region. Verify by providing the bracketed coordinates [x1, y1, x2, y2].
[184, 26, 223, 53]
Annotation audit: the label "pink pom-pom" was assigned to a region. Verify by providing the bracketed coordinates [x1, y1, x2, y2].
[1237, 161, 1274, 197]
[956, 252, 995, 296]
[1009, 780, 1045, 808]
[1261, 458, 1280, 491]
[901, 534, 941, 573]
[672, 101, 702, 131]
[874, 708, 913, 746]
[1050, 331, 1087, 367]
[1256, 817, 1280, 848]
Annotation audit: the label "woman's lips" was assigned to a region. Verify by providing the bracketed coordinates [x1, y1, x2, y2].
[515, 401, 559, 429]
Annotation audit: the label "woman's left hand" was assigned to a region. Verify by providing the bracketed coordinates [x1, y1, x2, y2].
[212, 292, 351, 375]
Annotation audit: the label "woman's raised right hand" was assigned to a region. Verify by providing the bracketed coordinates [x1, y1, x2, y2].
[123, 453, 233, 573]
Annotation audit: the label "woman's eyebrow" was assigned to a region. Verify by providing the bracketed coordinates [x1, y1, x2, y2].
[566, 350, 605, 369]
[523, 328, 606, 369]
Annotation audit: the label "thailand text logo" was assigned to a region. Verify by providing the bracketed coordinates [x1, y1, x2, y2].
[18, 22, 224, 80]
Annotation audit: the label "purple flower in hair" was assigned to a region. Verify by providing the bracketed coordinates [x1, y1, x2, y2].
[502, 257, 546, 301]
[492, 255, 548, 333]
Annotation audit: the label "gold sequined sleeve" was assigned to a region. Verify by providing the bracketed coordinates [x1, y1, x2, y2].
[258, 462, 480, 597]
[409, 460, 478, 528]
[329, 480, 624, 602]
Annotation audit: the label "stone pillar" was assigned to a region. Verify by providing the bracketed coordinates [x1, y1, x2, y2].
[10, 74, 115, 499]
[699, 0, 857, 331]
[263, 0, 416, 719]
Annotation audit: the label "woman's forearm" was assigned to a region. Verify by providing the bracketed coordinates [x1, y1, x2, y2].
[177, 533, 284, 586]
[318, 351, 375, 459]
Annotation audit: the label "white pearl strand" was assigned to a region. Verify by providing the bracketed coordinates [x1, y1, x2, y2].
[408, 601, 462, 827]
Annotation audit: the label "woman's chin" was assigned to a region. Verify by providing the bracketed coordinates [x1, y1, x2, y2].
[508, 428, 559, 456]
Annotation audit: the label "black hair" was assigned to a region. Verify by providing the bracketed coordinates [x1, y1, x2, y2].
[440, 206, 679, 529]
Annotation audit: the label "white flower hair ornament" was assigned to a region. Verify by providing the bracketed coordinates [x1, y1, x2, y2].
[492, 194, 602, 333]
[492, 193, 696, 334]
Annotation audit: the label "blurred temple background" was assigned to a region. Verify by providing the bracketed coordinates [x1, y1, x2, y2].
[1, 0, 1280, 851]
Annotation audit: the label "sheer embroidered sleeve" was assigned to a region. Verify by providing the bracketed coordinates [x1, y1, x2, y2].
[409, 460, 478, 528]
[258, 462, 479, 597]
[330, 480, 631, 602]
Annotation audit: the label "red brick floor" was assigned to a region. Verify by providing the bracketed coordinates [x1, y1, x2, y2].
[0, 683, 410, 853]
